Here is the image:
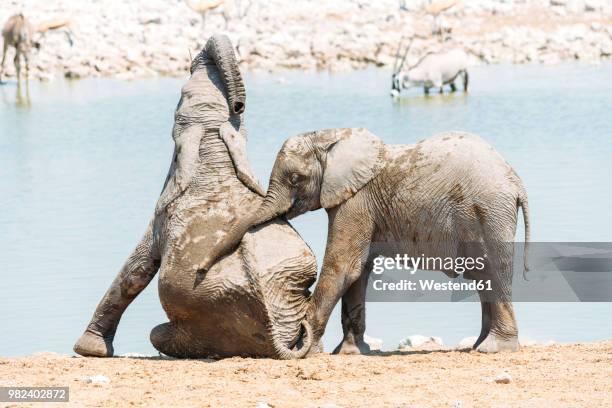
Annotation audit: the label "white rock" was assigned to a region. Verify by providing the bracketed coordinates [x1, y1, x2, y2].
[398, 335, 443, 350]
[255, 403, 271, 408]
[119, 352, 152, 358]
[364, 334, 383, 351]
[494, 371, 512, 384]
[457, 336, 478, 349]
[85, 375, 110, 384]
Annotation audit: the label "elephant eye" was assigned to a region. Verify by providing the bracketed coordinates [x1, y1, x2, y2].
[289, 173, 303, 185]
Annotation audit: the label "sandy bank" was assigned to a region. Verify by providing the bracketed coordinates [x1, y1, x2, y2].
[1, 0, 611, 81]
[1, 341, 611, 407]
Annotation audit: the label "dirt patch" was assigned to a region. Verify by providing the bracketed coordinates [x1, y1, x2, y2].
[1, 342, 611, 407]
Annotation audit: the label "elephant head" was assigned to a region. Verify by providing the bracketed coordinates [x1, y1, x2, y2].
[196, 128, 386, 273]
[155, 34, 263, 215]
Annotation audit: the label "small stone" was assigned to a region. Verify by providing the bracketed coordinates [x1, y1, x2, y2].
[494, 371, 512, 384]
[364, 334, 383, 351]
[85, 375, 110, 384]
[398, 335, 443, 350]
[255, 403, 271, 408]
[119, 352, 151, 358]
[457, 336, 478, 349]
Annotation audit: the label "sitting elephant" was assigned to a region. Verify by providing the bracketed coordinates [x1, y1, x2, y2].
[198, 128, 530, 355]
[74, 35, 317, 359]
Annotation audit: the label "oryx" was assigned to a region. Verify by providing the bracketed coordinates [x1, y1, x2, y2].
[391, 39, 469, 97]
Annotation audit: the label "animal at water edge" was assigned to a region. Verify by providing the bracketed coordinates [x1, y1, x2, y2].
[391, 40, 469, 97]
[73, 34, 318, 360]
[185, 0, 250, 29]
[199, 128, 530, 357]
[1, 14, 37, 83]
[1, 13, 72, 83]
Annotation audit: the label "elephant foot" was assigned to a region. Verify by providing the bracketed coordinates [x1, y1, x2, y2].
[332, 337, 371, 355]
[475, 333, 519, 353]
[74, 330, 114, 357]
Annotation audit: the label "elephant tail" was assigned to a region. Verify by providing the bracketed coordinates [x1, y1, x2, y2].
[517, 188, 530, 280]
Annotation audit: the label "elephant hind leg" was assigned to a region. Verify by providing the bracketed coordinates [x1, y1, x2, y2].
[74, 221, 160, 357]
[150, 322, 200, 358]
[476, 239, 519, 353]
[150, 323, 182, 357]
[476, 301, 519, 353]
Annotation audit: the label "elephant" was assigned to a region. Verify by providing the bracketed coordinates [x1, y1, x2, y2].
[197, 127, 531, 355]
[73, 34, 318, 360]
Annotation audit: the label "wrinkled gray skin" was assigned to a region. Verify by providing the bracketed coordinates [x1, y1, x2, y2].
[200, 128, 530, 355]
[1, 14, 39, 84]
[74, 35, 317, 360]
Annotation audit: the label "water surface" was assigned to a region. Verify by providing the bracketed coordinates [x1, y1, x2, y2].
[1, 63, 611, 356]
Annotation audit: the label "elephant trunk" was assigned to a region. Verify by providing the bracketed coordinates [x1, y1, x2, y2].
[196, 185, 292, 273]
[270, 320, 313, 359]
[204, 35, 246, 115]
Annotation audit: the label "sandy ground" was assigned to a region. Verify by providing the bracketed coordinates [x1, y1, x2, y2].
[1, 342, 611, 408]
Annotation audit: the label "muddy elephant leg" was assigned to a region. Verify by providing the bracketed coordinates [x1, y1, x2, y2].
[450, 82, 457, 92]
[150, 322, 196, 358]
[476, 242, 519, 352]
[332, 264, 372, 355]
[476, 299, 518, 352]
[307, 210, 374, 349]
[74, 222, 160, 357]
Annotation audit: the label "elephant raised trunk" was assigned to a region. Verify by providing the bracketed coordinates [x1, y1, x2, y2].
[200, 34, 245, 115]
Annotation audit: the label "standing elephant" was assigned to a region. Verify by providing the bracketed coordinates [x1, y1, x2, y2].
[74, 35, 317, 359]
[198, 128, 530, 355]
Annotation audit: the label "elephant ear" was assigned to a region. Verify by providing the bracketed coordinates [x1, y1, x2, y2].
[318, 128, 386, 209]
[155, 124, 203, 215]
[219, 121, 265, 196]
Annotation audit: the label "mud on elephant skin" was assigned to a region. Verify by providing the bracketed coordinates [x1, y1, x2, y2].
[201, 127, 530, 356]
[74, 34, 317, 360]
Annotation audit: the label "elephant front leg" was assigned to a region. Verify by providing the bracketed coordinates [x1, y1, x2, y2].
[333, 266, 371, 355]
[74, 223, 160, 357]
[306, 206, 374, 352]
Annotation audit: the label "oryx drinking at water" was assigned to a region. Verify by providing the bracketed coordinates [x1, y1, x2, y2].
[391, 40, 469, 97]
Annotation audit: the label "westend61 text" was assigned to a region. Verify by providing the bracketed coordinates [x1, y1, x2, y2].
[373, 279, 493, 292]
